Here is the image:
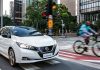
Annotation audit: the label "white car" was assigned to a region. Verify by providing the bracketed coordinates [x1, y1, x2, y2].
[0, 26, 59, 66]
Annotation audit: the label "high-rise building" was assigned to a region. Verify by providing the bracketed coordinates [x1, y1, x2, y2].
[21, 0, 34, 21]
[26, 0, 33, 7]
[14, 0, 22, 25]
[61, 0, 76, 16]
[79, 0, 100, 23]
[10, 1, 14, 21]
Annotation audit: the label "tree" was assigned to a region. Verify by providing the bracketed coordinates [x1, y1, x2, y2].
[0, 16, 12, 26]
[23, 0, 47, 30]
[53, 4, 77, 33]
[23, 0, 77, 34]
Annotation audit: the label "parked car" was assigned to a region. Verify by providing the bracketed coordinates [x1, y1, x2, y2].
[0, 26, 59, 66]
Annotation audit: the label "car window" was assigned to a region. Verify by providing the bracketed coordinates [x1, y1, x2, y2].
[11, 26, 43, 37]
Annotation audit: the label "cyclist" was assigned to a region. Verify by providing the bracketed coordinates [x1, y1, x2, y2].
[78, 21, 98, 48]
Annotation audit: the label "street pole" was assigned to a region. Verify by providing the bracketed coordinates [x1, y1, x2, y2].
[47, 0, 53, 36]
[61, 19, 65, 36]
[1, 0, 3, 28]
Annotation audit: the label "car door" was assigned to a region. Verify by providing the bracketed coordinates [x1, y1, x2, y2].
[0, 27, 12, 56]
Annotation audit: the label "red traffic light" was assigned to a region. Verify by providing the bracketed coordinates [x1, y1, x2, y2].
[42, 12, 47, 17]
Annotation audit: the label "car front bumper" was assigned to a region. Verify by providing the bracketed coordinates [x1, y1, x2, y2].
[15, 48, 58, 63]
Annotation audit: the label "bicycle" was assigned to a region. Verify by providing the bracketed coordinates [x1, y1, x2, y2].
[73, 34, 100, 57]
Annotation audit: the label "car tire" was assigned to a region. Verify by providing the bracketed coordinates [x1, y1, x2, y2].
[8, 48, 16, 66]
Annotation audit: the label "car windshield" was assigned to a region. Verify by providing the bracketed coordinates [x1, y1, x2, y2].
[11, 26, 43, 37]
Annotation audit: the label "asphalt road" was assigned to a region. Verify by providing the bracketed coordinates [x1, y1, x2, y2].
[0, 54, 22, 70]
[0, 54, 100, 70]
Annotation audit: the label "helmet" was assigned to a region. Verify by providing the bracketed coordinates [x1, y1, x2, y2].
[86, 21, 91, 25]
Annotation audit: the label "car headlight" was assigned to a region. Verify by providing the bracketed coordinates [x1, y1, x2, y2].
[54, 40, 57, 47]
[53, 44, 57, 47]
[16, 42, 32, 49]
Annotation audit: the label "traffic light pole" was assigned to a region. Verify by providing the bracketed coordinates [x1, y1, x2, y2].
[47, 0, 53, 36]
[47, 0, 52, 15]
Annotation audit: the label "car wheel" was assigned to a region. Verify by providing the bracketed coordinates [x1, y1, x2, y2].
[8, 49, 16, 66]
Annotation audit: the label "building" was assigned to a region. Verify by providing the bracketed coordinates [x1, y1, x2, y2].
[21, 0, 34, 21]
[61, 0, 76, 16]
[79, 0, 100, 23]
[10, 1, 14, 21]
[26, 0, 33, 7]
[14, 0, 23, 25]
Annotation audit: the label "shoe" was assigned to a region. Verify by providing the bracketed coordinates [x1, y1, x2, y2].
[84, 46, 88, 52]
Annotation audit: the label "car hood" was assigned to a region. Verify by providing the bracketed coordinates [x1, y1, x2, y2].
[12, 35, 56, 47]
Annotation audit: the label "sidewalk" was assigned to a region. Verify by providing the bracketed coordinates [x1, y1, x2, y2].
[52, 33, 77, 38]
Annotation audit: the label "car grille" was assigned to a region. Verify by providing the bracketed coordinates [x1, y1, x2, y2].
[38, 45, 54, 53]
[37, 45, 56, 58]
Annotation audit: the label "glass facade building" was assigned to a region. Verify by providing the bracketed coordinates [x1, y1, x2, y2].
[26, 0, 33, 7]
[14, 0, 22, 24]
[79, 0, 100, 22]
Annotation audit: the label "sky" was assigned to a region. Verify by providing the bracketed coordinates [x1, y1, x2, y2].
[3, 0, 14, 15]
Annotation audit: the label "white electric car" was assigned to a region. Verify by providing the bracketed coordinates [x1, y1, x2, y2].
[0, 26, 59, 66]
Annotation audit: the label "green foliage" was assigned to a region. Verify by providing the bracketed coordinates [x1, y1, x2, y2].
[95, 20, 100, 30]
[23, 0, 77, 34]
[53, 4, 77, 33]
[23, 0, 47, 30]
[0, 16, 12, 26]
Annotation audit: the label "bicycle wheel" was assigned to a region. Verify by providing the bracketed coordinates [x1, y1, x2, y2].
[73, 40, 85, 54]
[92, 41, 100, 57]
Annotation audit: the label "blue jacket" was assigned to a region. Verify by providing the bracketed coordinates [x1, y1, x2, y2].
[79, 24, 91, 35]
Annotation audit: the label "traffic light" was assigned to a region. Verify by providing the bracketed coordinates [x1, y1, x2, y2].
[52, 2, 57, 10]
[41, 3, 48, 19]
[41, 11, 47, 19]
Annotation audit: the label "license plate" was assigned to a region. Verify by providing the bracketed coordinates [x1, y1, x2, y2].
[43, 53, 53, 58]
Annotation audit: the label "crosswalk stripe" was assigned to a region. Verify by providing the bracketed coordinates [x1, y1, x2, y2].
[45, 60, 61, 65]
[83, 60, 100, 63]
[59, 51, 82, 56]
[59, 53, 76, 58]
[19, 64, 40, 70]
[57, 55, 100, 70]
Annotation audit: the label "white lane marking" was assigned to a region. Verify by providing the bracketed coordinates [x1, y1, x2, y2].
[19, 64, 40, 70]
[59, 51, 82, 56]
[57, 56, 100, 69]
[59, 53, 76, 58]
[45, 60, 61, 65]
[59, 45, 72, 50]
[83, 60, 100, 63]
[56, 56, 70, 60]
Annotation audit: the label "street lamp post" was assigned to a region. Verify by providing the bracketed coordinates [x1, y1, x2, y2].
[61, 19, 65, 36]
[1, 0, 3, 28]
